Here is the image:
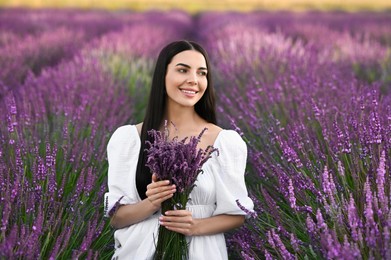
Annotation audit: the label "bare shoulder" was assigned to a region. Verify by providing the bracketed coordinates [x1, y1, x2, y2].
[135, 122, 143, 137]
[204, 123, 223, 144]
[206, 123, 223, 136]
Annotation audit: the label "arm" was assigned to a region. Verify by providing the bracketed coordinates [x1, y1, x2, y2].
[159, 210, 245, 236]
[110, 199, 158, 229]
[110, 177, 176, 229]
[106, 125, 178, 229]
[193, 214, 245, 235]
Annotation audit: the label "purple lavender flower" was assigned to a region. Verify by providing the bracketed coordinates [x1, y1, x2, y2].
[288, 179, 297, 211]
[321, 166, 337, 208]
[316, 209, 328, 232]
[145, 126, 218, 196]
[348, 194, 360, 242]
[267, 230, 276, 248]
[324, 232, 342, 259]
[364, 177, 378, 248]
[240, 251, 255, 260]
[277, 136, 303, 168]
[270, 229, 294, 260]
[290, 232, 300, 252]
[337, 160, 345, 177]
[236, 199, 257, 218]
[376, 150, 387, 213]
[264, 249, 273, 260]
[384, 221, 391, 259]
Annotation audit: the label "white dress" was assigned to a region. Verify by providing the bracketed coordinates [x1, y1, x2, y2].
[104, 125, 254, 260]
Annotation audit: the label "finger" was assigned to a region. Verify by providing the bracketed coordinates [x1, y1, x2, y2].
[156, 193, 175, 204]
[146, 184, 175, 196]
[161, 222, 191, 229]
[148, 184, 175, 195]
[151, 189, 176, 201]
[147, 188, 176, 204]
[160, 215, 192, 224]
[165, 210, 191, 216]
[147, 180, 171, 190]
[152, 173, 158, 182]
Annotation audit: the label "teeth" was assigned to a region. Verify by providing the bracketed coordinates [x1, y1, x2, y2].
[181, 90, 197, 94]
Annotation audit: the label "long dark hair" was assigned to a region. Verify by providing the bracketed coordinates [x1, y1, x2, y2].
[136, 40, 216, 200]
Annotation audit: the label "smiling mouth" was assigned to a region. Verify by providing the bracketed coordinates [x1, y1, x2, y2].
[180, 89, 198, 94]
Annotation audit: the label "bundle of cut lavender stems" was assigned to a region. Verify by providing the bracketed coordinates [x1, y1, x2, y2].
[145, 126, 218, 260]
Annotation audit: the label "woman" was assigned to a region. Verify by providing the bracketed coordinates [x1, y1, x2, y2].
[104, 40, 254, 259]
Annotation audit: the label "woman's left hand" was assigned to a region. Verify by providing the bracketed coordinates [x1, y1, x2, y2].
[159, 210, 198, 236]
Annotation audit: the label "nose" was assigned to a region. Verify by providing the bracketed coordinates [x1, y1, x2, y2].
[186, 72, 198, 85]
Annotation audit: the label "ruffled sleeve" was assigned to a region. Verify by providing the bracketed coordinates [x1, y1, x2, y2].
[104, 125, 141, 217]
[212, 130, 254, 217]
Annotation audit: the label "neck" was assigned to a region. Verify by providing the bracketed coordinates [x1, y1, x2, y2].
[163, 103, 201, 132]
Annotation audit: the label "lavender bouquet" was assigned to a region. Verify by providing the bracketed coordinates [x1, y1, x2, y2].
[145, 126, 218, 260]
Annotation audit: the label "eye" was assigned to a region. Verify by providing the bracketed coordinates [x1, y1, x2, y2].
[198, 71, 207, 76]
[177, 68, 187, 73]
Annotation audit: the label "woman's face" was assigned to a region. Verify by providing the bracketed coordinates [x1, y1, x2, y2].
[165, 50, 208, 109]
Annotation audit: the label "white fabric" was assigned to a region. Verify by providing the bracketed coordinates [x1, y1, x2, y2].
[104, 125, 254, 260]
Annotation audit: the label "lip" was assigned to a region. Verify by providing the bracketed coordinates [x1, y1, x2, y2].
[180, 88, 198, 92]
[179, 88, 198, 97]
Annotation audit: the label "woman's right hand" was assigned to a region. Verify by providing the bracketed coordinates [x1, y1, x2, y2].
[145, 173, 176, 210]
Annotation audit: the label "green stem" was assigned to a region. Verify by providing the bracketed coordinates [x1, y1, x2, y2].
[154, 193, 189, 260]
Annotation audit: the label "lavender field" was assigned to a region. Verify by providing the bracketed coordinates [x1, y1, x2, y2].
[1, 9, 390, 259]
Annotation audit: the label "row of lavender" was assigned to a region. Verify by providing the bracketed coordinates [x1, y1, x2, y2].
[0, 9, 136, 88]
[1, 9, 391, 259]
[0, 9, 191, 258]
[198, 12, 391, 259]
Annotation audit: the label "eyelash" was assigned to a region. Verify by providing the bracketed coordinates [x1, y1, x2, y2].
[177, 69, 207, 76]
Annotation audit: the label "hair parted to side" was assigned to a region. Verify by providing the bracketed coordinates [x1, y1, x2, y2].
[136, 40, 217, 200]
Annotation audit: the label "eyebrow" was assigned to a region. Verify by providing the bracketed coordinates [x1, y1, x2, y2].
[175, 63, 207, 71]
